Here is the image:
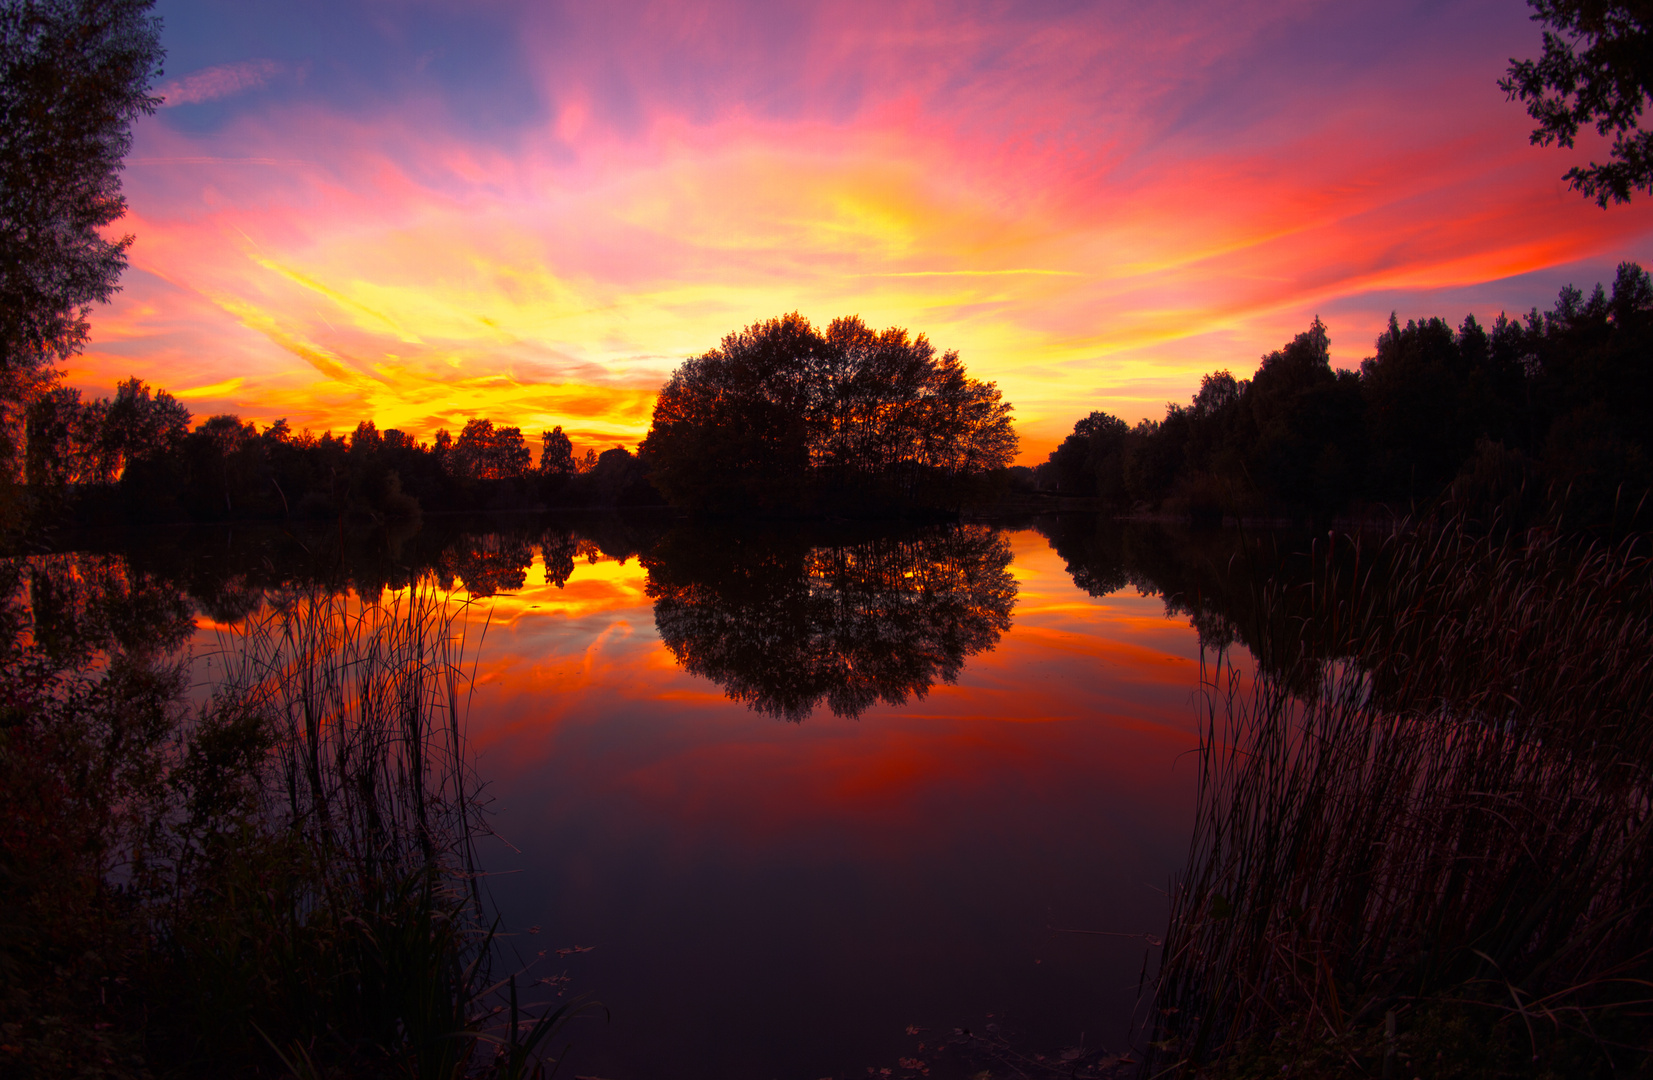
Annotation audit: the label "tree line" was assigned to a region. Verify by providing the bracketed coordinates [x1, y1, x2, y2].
[1035, 262, 1653, 530]
[14, 376, 662, 531]
[9, 309, 1020, 533]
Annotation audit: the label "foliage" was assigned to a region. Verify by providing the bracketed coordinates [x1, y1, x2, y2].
[1144, 515, 1653, 1078]
[0, 0, 162, 375]
[6, 383, 667, 535]
[643, 523, 1016, 719]
[641, 313, 1017, 514]
[1501, 0, 1653, 206]
[0, 0, 162, 534]
[0, 553, 590, 1079]
[537, 425, 574, 483]
[448, 419, 531, 483]
[1037, 263, 1653, 531]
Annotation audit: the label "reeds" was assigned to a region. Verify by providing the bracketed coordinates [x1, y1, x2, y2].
[211, 579, 484, 883]
[1145, 519, 1653, 1077]
[2, 550, 593, 1079]
[166, 579, 590, 1079]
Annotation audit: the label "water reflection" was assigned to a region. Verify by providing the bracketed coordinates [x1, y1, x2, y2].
[10, 553, 195, 664]
[1033, 514, 1356, 677]
[14, 515, 1345, 700]
[7, 514, 1318, 1078]
[642, 524, 1016, 720]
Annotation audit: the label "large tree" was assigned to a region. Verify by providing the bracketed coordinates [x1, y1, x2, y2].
[1, 0, 162, 372]
[641, 313, 1018, 513]
[1502, 0, 1653, 205]
[1, 0, 160, 511]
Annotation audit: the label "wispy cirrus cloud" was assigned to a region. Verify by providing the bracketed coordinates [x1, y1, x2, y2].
[157, 59, 286, 107]
[79, 0, 1653, 463]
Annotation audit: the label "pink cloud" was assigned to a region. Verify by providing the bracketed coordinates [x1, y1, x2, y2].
[82, 1, 1653, 461]
[158, 60, 285, 107]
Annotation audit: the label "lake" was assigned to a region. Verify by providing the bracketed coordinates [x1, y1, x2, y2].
[26, 513, 1281, 1079]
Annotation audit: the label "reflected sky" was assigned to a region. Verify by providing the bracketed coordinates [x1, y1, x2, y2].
[456, 528, 1212, 1077]
[11, 518, 1231, 1075]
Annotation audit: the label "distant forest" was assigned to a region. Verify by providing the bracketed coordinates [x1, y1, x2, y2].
[8, 268, 1650, 536]
[1033, 262, 1653, 531]
[12, 387, 661, 533]
[5, 311, 1020, 534]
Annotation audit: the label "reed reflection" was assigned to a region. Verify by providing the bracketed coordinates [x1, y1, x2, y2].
[643, 524, 1016, 721]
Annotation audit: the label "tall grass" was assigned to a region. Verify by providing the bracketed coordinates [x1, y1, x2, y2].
[163, 581, 591, 1079]
[0, 557, 588, 1079]
[213, 581, 483, 887]
[1145, 519, 1653, 1077]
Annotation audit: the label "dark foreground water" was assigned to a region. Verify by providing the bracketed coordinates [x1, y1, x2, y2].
[39, 513, 1279, 1078]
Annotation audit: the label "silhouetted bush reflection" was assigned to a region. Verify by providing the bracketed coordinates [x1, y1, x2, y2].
[434, 531, 536, 597]
[1033, 513, 1376, 695]
[644, 524, 1017, 720]
[11, 554, 196, 666]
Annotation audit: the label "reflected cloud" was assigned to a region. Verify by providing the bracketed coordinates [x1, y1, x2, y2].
[643, 524, 1016, 720]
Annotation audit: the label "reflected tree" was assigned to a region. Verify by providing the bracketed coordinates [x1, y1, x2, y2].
[643, 524, 1016, 720]
[17, 552, 194, 664]
[9, 514, 671, 626]
[539, 527, 578, 588]
[1035, 514, 1364, 682]
[435, 532, 536, 597]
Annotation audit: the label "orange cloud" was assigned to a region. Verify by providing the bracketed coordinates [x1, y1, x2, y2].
[77, 1, 1653, 461]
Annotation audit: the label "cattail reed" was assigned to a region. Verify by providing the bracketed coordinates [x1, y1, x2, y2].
[209, 579, 486, 881]
[1145, 518, 1653, 1076]
[172, 580, 591, 1078]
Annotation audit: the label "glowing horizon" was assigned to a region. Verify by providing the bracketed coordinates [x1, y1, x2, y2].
[69, 0, 1653, 463]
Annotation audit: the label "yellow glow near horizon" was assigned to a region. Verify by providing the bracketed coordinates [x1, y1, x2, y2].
[70, 3, 1653, 463]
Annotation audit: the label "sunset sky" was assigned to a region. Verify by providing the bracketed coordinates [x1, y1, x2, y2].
[76, 0, 1653, 462]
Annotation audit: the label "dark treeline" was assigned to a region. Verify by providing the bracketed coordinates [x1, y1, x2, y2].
[22, 513, 666, 632]
[10, 378, 664, 540]
[9, 313, 1019, 539]
[1036, 263, 1653, 530]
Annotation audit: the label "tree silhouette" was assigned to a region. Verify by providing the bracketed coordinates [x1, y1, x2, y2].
[103, 376, 187, 476]
[448, 418, 530, 482]
[1502, 0, 1653, 205]
[1040, 264, 1653, 531]
[642, 313, 1017, 513]
[0, 0, 163, 373]
[643, 524, 1016, 720]
[538, 425, 574, 483]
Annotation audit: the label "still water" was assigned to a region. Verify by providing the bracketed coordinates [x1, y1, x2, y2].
[35, 513, 1264, 1077]
[434, 521, 1215, 1078]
